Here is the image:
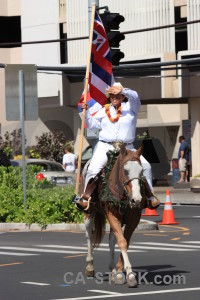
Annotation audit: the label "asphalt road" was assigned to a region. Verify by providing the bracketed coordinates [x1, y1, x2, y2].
[0, 205, 200, 300]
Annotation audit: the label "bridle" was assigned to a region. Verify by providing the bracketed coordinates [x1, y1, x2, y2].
[123, 176, 145, 186]
[99, 146, 145, 210]
[121, 167, 146, 208]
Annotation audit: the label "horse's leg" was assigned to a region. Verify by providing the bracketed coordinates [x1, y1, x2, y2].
[109, 228, 117, 272]
[106, 206, 140, 287]
[84, 213, 95, 277]
[116, 209, 141, 287]
[106, 207, 128, 285]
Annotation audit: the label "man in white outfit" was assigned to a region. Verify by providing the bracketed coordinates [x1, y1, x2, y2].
[62, 146, 77, 173]
[76, 82, 159, 211]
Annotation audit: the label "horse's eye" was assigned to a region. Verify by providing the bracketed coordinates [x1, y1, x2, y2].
[124, 169, 129, 176]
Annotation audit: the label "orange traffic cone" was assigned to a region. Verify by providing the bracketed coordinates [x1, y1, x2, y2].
[158, 190, 179, 225]
[142, 207, 159, 216]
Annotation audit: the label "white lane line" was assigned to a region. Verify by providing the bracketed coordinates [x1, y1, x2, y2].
[193, 216, 200, 218]
[21, 282, 50, 286]
[96, 248, 145, 253]
[0, 251, 39, 256]
[51, 287, 200, 300]
[100, 243, 195, 252]
[35, 245, 145, 253]
[36, 245, 88, 250]
[182, 241, 200, 244]
[128, 246, 194, 251]
[88, 290, 122, 295]
[0, 247, 86, 254]
[135, 242, 200, 249]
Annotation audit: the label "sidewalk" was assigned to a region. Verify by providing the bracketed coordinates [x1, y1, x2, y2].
[154, 183, 200, 205]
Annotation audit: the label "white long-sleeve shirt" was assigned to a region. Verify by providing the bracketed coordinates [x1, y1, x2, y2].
[85, 88, 141, 143]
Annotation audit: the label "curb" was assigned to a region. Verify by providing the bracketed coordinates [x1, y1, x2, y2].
[0, 219, 158, 232]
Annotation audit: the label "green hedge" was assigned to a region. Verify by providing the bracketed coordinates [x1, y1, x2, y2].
[0, 166, 83, 227]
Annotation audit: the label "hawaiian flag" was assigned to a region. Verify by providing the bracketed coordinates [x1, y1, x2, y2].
[89, 11, 114, 105]
[78, 11, 113, 119]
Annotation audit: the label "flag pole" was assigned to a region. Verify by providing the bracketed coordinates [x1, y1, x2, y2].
[75, 2, 96, 195]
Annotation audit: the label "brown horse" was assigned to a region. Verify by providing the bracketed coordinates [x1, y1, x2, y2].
[81, 144, 146, 287]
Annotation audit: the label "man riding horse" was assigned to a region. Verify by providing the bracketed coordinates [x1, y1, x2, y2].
[75, 82, 160, 211]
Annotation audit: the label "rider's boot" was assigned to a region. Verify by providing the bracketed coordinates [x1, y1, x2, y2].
[74, 177, 98, 212]
[143, 178, 160, 209]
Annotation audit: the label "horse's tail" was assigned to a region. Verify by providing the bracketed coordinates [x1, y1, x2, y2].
[93, 210, 106, 248]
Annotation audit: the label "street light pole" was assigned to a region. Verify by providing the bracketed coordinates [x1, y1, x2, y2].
[19, 70, 27, 207]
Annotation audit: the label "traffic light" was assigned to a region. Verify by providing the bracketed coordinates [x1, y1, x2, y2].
[100, 11, 125, 65]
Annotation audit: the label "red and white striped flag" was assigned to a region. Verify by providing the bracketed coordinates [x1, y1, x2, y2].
[78, 11, 114, 119]
[89, 11, 114, 105]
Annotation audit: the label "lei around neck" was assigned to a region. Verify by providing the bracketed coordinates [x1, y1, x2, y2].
[105, 104, 122, 123]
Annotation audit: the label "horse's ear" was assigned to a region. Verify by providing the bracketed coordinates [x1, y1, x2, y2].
[136, 144, 143, 156]
[120, 143, 128, 156]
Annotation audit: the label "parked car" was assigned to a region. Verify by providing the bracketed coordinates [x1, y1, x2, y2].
[81, 146, 93, 172]
[81, 138, 170, 186]
[10, 158, 76, 186]
[133, 138, 170, 185]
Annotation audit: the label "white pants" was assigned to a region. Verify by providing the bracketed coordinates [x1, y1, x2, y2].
[84, 141, 153, 195]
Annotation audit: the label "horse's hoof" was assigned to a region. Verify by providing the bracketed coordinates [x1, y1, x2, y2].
[127, 273, 137, 288]
[114, 272, 125, 285]
[85, 269, 95, 277]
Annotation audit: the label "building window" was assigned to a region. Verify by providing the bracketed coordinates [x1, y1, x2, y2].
[60, 23, 68, 64]
[0, 16, 21, 48]
[175, 7, 187, 53]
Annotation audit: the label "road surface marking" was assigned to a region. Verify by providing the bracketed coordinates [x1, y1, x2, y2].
[101, 243, 196, 252]
[182, 241, 200, 244]
[36, 245, 88, 250]
[171, 238, 180, 241]
[128, 246, 194, 251]
[183, 232, 190, 235]
[1, 241, 197, 257]
[0, 251, 39, 256]
[51, 287, 200, 300]
[21, 282, 50, 286]
[89, 290, 122, 295]
[0, 246, 87, 254]
[143, 234, 168, 236]
[0, 262, 23, 267]
[135, 242, 200, 249]
[158, 225, 190, 232]
[193, 216, 200, 218]
[36, 245, 145, 253]
[64, 254, 87, 259]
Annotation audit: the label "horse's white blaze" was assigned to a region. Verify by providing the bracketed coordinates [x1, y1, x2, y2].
[124, 161, 142, 202]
